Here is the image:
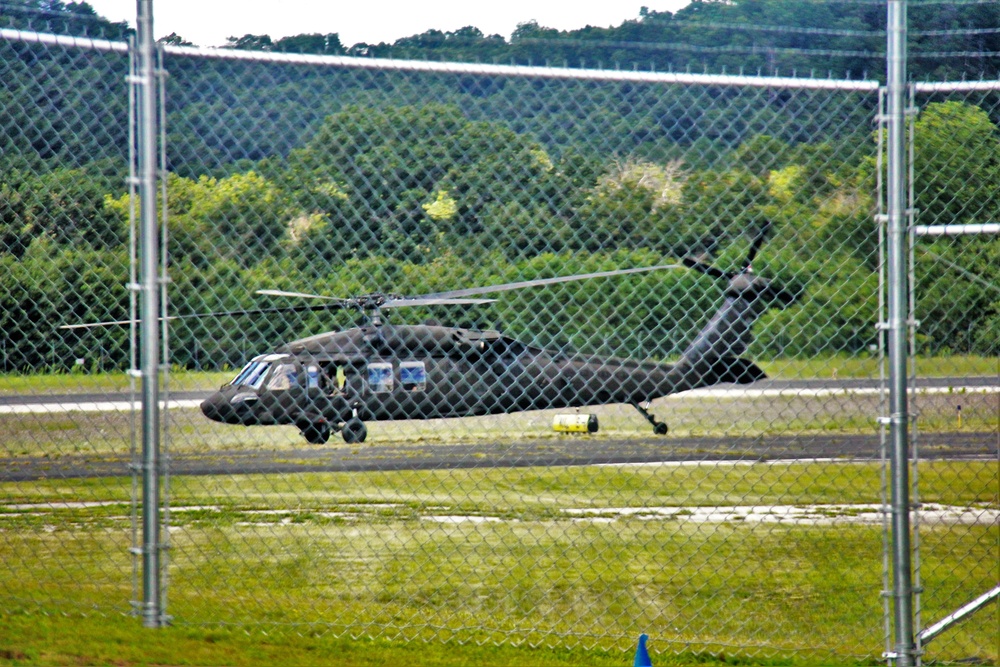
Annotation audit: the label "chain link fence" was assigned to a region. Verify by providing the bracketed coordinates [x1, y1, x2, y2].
[906, 82, 1000, 664]
[0, 25, 996, 665]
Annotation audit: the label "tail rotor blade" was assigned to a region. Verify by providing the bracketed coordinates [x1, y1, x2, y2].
[744, 221, 772, 268]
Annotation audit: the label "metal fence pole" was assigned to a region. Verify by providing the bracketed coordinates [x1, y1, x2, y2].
[136, 0, 164, 629]
[886, 1, 916, 665]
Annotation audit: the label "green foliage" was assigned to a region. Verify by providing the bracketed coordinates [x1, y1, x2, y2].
[908, 102, 1000, 354]
[1, 163, 127, 254]
[0, 242, 128, 372]
[285, 103, 575, 263]
[913, 101, 1000, 226]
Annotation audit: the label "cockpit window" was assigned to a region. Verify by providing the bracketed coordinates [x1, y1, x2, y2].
[266, 363, 300, 391]
[231, 361, 270, 389]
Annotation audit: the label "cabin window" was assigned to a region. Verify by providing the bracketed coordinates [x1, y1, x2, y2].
[306, 365, 322, 390]
[400, 361, 426, 392]
[266, 363, 299, 391]
[368, 362, 394, 393]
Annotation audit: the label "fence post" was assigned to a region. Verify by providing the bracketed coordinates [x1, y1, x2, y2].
[136, 0, 164, 629]
[886, 1, 916, 665]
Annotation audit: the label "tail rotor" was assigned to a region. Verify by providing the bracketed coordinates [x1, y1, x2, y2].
[682, 222, 797, 307]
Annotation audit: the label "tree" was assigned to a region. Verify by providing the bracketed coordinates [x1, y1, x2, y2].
[224, 34, 274, 51]
[285, 104, 564, 262]
[912, 101, 1000, 227]
[105, 170, 291, 268]
[158, 32, 194, 46]
[274, 33, 345, 55]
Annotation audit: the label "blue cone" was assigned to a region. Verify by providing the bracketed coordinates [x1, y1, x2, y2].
[633, 633, 652, 667]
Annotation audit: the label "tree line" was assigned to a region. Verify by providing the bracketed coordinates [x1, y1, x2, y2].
[2, 98, 997, 372]
[0, 1, 997, 372]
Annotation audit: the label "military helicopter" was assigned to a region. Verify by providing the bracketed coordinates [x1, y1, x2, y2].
[195, 225, 797, 444]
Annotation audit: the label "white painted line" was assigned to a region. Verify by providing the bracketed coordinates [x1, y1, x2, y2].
[676, 385, 1000, 399]
[0, 399, 203, 415]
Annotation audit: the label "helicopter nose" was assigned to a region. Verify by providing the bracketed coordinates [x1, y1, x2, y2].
[200, 392, 234, 423]
[201, 389, 261, 424]
[201, 392, 226, 422]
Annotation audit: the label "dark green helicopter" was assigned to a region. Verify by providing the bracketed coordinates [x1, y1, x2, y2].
[198, 227, 796, 444]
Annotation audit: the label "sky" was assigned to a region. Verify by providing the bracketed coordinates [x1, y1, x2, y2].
[84, 0, 691, 49]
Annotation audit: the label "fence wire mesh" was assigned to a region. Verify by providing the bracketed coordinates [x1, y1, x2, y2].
[907, 84, 1000, 664]
[0, 26, 995, 665]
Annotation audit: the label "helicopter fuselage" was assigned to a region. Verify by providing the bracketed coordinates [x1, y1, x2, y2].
[201, 295, 769, 444]
[201, 324, 694, 426]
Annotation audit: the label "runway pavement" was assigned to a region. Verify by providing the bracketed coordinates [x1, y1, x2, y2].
[1, 376, 995, 481]
[1, 430, 995, 482]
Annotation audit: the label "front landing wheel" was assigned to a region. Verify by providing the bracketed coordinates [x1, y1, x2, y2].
[342, 418, 367, 444]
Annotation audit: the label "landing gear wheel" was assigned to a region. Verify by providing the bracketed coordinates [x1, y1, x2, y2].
[301, 420, 331, 445]
[631, 402, 668, 436]
[342, 418, 367, 444]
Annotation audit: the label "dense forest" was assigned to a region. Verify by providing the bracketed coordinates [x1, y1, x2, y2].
[0, 1, 998, 372]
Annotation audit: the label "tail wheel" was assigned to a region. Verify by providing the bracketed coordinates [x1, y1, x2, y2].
[342, 418, 367, 444]
[300, 420, 331, 445]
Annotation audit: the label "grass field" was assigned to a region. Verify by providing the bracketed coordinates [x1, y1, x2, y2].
[1, 460, 996, 666]
[0, 356, 996, 666]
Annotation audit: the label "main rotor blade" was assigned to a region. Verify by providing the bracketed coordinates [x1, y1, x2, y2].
[59, 303, 337, 330]
[416, 264, 682, 301]
[382, 297, 497, 308]
[681, 257, 730, 281]
[256, 289, 347, 302]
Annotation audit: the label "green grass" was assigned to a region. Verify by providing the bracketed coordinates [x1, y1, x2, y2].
[1, 384, 996, 458]
[0, 354, 996, 397]
[758, 353, 1000, 380]
[0, 369, 231, 396]
[1, 461, 996, 666]
[2, 610, 880, 667]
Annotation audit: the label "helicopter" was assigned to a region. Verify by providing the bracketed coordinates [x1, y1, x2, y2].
[194, 225, 797, 444]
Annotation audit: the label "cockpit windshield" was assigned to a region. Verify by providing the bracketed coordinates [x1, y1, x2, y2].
[230, 361, 270, 389]
[229, 354, 287, 390]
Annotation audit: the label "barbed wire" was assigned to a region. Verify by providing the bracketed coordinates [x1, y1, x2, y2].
[665, 21, 1000, 39]
[517, 37, 880, 60]
[519, 37, 1000, 62]
[659, 21, 885, 38]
